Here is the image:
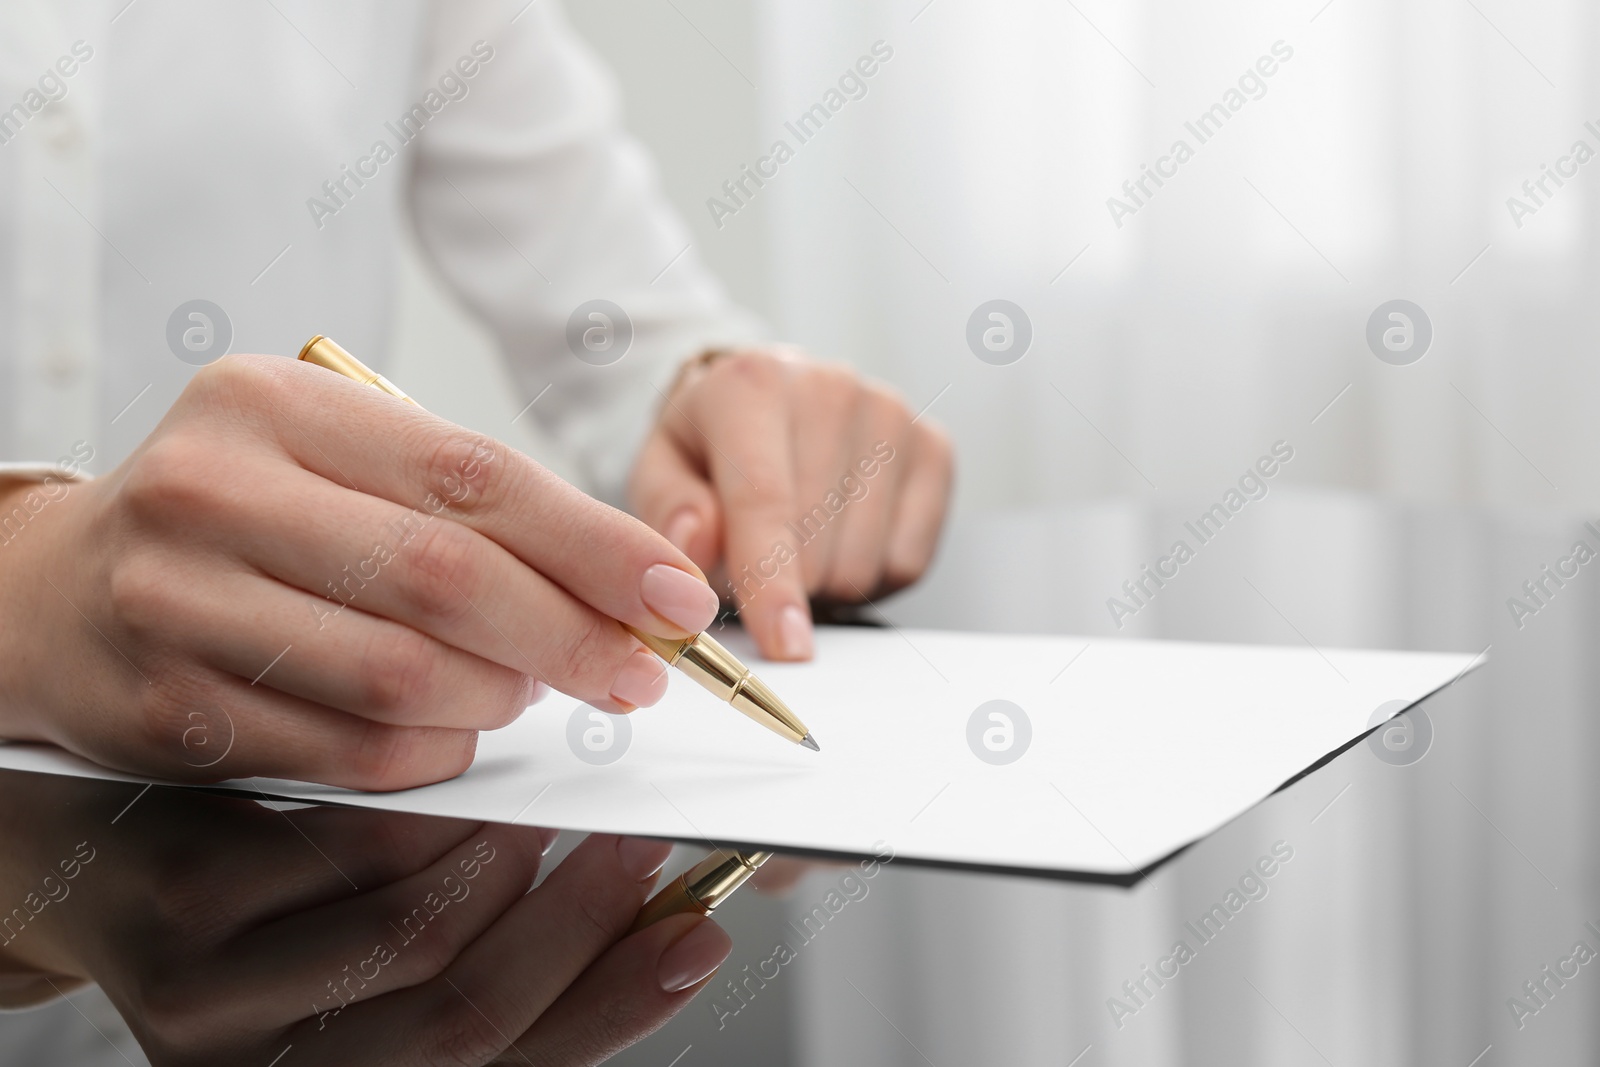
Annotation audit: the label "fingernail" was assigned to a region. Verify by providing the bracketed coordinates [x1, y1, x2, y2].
[663, 509, 700, 553]
[616, 836, 674, 882]
[658, 918, 733, 993]
[609, 648, 669, 708]
[640, 563, 719, 633]
[536, 827, 560, 855]
[777, 604, 814, 660]
[527, 679, 550, 705]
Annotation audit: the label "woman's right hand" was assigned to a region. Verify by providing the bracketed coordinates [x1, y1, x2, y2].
[0, 354, 721, 789]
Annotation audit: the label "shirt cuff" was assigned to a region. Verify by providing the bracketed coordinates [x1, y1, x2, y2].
[0, 959, 88, 1011]
[0, 464, 92, 486]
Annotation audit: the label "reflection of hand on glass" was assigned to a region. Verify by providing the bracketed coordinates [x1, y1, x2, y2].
[0, 772, 730, 1065]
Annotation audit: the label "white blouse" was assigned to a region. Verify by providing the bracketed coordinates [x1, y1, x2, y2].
[0, 0, 758, 502]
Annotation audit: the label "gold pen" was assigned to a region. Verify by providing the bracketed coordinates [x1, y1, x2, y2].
[296, 335, 820, 752]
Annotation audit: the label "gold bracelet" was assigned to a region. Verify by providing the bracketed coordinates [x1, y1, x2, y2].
[663, 346, 736, 401]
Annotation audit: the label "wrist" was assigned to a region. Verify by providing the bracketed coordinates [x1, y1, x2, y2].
[0, 476, 84, 742]
[0, 773, 101, 990]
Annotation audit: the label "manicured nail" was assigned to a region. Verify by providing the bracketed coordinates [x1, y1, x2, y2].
[640, 563, 719, 633]
[663, 509, 700, 553]
[609, 648, 669, 708]
[535, 827, 560, 855]
[777, 604, 814, 660]
[616, 836, 674, 882]
[658, 918, 733, 993]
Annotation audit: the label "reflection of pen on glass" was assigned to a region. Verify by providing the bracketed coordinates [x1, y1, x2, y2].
[628, 849, 772, 934]
[297, 335, 819, 751]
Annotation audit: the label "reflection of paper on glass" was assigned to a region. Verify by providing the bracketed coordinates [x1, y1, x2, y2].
[0, 627, 1479, 883]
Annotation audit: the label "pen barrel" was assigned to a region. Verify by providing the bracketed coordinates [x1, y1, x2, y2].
[299, 335, 415, 405]
[628, 850, 774, 934]
[672, 633, 751, 703]
[676, 635, 808, 744]
[680, 849, 774, 910]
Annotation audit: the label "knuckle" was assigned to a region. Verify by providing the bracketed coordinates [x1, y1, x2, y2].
[147, 863, 232, 944]
[484, 670, 536, 729]
[121, 436, 218, 521]
[547, 611, 624, 698]
[419, 430, 503, 516]
[861, 384, 910, 427]
[106, 551, 175, 634]
[568, 883, 628, 946]
[712, 349, 786, 392]
[882, 561, 923, 591]
[178, 354, 292, 436]
[186, 352, 280, 404]
[828, 561, 882, 601]
[349, 722, 425, 790]
[799, 360, 856, 393]
[358, 628, 440, 720]
[136, 670, 216, 762]
[132, 974, 221, 1061]
[728, 474, 796, 516]
[383, 908, 461, 980]
[882, 542, 927, 587]
[400, 520, 482, 628]
[793, 367, 862, 432]
[350, 724, 475, 791]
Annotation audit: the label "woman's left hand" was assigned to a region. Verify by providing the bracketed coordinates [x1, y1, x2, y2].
[629, 348, 954, 661]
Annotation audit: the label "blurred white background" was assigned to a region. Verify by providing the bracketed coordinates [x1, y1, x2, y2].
[399, 0, 1600, 519]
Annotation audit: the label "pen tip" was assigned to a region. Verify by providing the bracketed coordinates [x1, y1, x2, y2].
[799, 733, 821, 752]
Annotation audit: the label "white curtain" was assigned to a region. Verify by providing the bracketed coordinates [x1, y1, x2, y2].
[750, 2, 1600, 1065]
[755, 0, 1600, 514]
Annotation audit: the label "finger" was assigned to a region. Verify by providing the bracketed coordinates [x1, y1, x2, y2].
[199, 355, 718, 640]
[224, 822, 550, 1024]
[628, 426, 725, 576]
[277, 806, 506, 900]
[883, 420, 954, 592]
[132, 793, 494, 919]
[73, 666, 480, 791]
[785, 364, 859, 593]
[293, 833, 677, 1065]
[507, 913, 731, 1066]
[161, 566, 542, 730]
[162, 459, 666, 713]
[666, 354, 813, 660]
[822, 386, 913, 600]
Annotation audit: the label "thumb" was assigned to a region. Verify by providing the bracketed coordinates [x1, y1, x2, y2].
[629, 429, 725, 578]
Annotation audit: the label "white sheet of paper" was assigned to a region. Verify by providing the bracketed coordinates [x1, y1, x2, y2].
[0, 628, 1478, 881]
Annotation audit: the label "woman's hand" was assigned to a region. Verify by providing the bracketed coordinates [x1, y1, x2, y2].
[0, 771, 730, 1066]
[629, 348, 954, 661]
[0, 354, 722, 789]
